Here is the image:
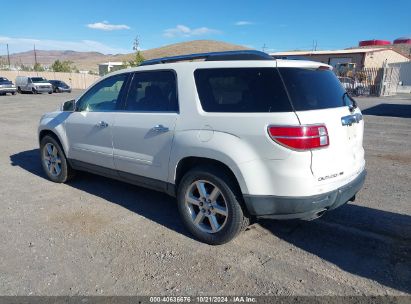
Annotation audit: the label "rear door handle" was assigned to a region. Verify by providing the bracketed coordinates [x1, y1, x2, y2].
[96, 121, 109, 128]
[152, 124, 169, 132]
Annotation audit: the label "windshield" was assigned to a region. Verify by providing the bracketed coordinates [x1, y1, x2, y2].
[278, 68, 348, 110]
[0, 77, 9, 82]
[31, 77, 47, 83]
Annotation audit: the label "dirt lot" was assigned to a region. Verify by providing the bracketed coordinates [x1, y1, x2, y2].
[0, 91, 410, 296]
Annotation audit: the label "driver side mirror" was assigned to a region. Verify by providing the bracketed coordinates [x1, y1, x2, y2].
[62, 99, 76, 111]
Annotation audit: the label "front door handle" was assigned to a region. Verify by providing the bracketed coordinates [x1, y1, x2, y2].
[96, 121, 109, 128]
[152, 124, 169, 132]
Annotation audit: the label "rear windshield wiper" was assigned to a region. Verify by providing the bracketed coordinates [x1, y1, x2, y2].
[343, 92, 357, 111]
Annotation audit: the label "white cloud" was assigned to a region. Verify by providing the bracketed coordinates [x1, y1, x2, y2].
[87, 21, 130, 31]
[163, 25, 221, 38]
[235, 21, 254, 26]
[0, 36, 129, 55]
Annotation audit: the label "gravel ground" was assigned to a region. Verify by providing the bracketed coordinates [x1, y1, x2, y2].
[0, 91, 410, 296]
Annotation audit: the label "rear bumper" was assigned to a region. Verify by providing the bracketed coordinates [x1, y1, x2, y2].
[243, 169, 366, 220]
[0, 87, 16, 93]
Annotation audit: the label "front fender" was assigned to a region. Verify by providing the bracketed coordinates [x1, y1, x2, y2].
[38, 111, 71, 155]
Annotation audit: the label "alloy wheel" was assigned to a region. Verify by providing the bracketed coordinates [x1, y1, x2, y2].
[185, 180, 228, 233]
[43, 143, 62, 177]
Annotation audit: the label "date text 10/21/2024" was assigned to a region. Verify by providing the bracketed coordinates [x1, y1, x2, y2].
[149, 296, 257, 303]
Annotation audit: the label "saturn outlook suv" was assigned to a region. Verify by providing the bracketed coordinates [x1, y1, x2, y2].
[38, 50, 366, 244]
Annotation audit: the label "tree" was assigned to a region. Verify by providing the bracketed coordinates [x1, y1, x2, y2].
[33, 63, 44, 71]
[0, 57, 8, 69]
[128, 36, 145, 67]
[51, 60, 74, 72]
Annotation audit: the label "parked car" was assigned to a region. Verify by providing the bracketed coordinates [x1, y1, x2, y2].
[16, 76, 53, 94]
[38, 50, 366, 245]
[49, 80, 72, 93]
[0, 77, 17, 95]
[338, 76, 370, 96]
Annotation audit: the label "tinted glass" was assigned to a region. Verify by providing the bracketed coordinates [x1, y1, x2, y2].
[124, 71, 178, 112]
[194, 68, 291, 112]
[279, 68, 348, 110]
[31, 77, 47, 82]
[76, 74, 128, 112]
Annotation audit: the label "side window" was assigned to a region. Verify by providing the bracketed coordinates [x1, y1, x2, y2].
[124, 71, 178, 112]
[194, 68, 292, 113]
[77, 74, 128, 112]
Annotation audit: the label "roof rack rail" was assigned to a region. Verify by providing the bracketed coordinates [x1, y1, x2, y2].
[140, 50, 274, 66]
[271, 55, 309, 61]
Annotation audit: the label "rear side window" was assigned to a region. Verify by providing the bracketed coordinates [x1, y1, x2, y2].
[278, 68, 347, 110]
[194, 68, 292, 112]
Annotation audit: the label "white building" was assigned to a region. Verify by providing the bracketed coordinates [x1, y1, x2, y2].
[98, 61, 125, 76]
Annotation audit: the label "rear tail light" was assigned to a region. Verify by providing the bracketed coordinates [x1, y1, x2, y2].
[268, 125, 329, 151]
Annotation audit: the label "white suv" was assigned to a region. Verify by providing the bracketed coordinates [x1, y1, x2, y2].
[38, 51, 366, 244]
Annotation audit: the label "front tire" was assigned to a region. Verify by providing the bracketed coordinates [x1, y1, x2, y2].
[177, 166, 249, 245]
[32, 88, 37, 94]
[40, 135, 75, 183]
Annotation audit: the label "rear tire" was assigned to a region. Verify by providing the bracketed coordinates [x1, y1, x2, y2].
[177, 166, 249, 245]
[32, 88, 37, 94]
[40, 135, 75, 183]
[17, 87, 22, 94]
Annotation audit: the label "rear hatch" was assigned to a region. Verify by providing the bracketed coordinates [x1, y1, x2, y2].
[278, 65, 365, 184]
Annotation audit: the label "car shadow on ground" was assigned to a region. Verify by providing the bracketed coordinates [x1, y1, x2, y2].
[10, 148, 192, 240]
[259, 206, 411, 293]
[362, 103, 411, 118]
[10, 148, 411, 293]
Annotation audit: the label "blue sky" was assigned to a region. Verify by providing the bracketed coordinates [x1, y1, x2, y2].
[1, 0, 410, 55]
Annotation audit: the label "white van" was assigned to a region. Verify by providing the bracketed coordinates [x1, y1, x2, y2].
[16, 76, 53, 94]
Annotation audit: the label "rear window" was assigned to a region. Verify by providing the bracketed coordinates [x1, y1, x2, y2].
[278, 68, 347, 110]
[194, 68, 292, 112]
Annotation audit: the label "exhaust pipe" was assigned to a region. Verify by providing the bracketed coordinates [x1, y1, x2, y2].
[302, 208, 328, 221]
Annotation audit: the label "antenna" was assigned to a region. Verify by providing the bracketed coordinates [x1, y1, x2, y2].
[262, 43, 267, 52]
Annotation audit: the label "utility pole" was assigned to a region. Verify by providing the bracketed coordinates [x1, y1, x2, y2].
[6, 44, 10, 69]
[312, 40, 318, 52]
[34, 44, 38, 66]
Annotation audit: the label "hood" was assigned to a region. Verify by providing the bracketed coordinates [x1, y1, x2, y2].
[33, 82, 52, 86]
